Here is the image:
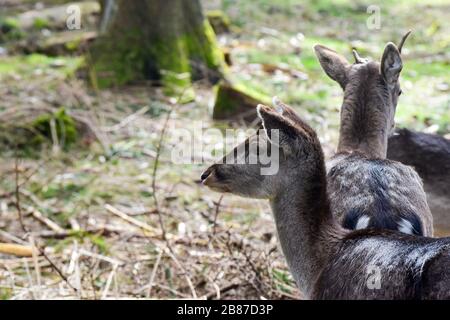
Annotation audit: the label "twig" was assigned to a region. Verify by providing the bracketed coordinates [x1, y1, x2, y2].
[34, 226, 117, 239]
[78, 248, 122, 266]
[0, 243, 34, 257]
[23, 260, 36, 300]
[206, 283, 239, 300]
[150, 89, 189, 246]
[13, 156, 78, 294]
[102, 106, 150, 132]
[40, 249, 78, 292]
[147, 249, 163, 298]
[204, 274, 221, 300]
[14, 157, 27, 233]
[11, 160, 46, 192]
[0, 229, 28, 245]
[29, 236, 42, 293]
[148, 90, 200, 299]
[163, 246, 197, 299]
[20, 188, 50, 211]
[101, 264, 118, 300]
[151, 102, 176, 246]
[212, 195, 224, 236]
[151, 284, 190, 298]
[29, 207, 65, 233]
[49, 117, 60, 155]
[105, 204, 161, 237]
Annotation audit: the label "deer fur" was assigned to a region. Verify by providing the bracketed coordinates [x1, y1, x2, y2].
[201, 101, 450, 299]
[388, 129, 450, 233]
[313, 32, 433, 236]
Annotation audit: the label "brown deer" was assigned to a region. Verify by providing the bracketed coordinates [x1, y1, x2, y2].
[388, 129, 450, 234]
[201, 101, 450, 299]
[314, 32, 433, 236]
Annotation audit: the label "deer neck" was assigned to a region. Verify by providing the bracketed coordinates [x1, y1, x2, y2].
[337, 93, 391, 159]
[269, 163, 344, 297]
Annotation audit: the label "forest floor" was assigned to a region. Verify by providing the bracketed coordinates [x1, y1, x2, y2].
[0, 0, 449, 299]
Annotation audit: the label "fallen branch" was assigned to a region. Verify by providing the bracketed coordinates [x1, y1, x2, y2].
[14, 157, 27, 232]
[102, 106, 150, 132]
[35, 226, 115, 239]
[146, 250, 163, 298]
[0, 243, 34, 257]
[151, 101, 176, 245]
[105, 204, 162, 237]
[29, 206, 65, 233]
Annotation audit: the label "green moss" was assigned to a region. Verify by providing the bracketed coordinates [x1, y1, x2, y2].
[207, 10, 231, 34]
[232, 82, 271, 104]
[0, 106, 82, 155]
[193, 20, 226, 72]
[65, 41, 79, 51]
[149, 36, 192, 95]
[0, 17, 25, 42]
[213, 81, 271, 119]
[88, 26, 147, 89]
[33, 17, 50, 30]
[148, 20, 224, 99]
[31, 108, 78, 149]
[91, 19, 224, 102]
[214, 84, 236, 115]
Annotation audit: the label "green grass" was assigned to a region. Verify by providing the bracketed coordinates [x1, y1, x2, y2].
[217, 0, 450, 133]
[0, 54, 84, 78]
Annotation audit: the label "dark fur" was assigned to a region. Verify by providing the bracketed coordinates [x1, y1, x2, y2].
[328, 154, 431, 235]
[337, 62, 396, 159]
[388, 129, 450, 232]
[202, 101, 450, 299]
[313, 230, 450, 299]
[314, 40, 433, 236]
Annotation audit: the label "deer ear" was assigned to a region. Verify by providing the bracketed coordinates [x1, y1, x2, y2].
[381, 42, 403, 88]
[256, 104, 298, 153]
[314, 44, 351, 89]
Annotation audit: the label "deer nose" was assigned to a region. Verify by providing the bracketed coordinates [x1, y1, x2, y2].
[201, 168, 212, 182]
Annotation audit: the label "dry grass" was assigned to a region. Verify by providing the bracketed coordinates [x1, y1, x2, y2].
[0, 73, 299, 299]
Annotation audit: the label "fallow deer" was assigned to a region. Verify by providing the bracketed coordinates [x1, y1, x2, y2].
[314, 32, 433, 236]
[201, 101, 450, 299]
[388, 129, 450, 234]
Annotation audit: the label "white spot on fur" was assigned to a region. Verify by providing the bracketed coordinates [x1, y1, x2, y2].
[356, 215, 371, 230]
[398, 218, 414, 235]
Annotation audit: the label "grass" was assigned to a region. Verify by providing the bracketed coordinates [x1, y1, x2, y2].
[0, 54, 84, 83]
[220, 0, 450, 133]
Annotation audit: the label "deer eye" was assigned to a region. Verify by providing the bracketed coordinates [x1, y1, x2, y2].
[398, 89, 403, 96]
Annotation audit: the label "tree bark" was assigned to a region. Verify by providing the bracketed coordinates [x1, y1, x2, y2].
[90, 0, 224, 94]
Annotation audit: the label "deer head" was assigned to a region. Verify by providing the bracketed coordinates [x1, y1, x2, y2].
[201, 99, 333, 294]
[201, 98, 325, 200]
[314, 31, 411, 158]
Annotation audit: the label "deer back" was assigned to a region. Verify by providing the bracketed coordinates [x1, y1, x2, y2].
[312, 230, 450, 299]
[327, 153, 433, 236]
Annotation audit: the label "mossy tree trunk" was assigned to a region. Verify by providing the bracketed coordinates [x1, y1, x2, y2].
[90, 0, 225, 96]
